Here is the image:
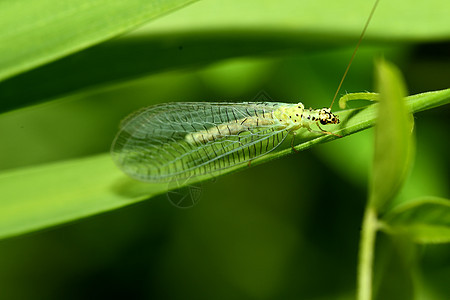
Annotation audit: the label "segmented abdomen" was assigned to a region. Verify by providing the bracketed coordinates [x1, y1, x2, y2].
[185, 115, 277, 145]
[111, 102, 289, 182]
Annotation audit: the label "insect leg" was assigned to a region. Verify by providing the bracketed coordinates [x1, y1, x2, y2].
[316, 124, 342, 138]
[290, 131, 299, 153]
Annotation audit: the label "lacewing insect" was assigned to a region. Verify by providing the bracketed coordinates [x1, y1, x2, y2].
[111, 102, 339, 182]
[111, 0, 379, 183]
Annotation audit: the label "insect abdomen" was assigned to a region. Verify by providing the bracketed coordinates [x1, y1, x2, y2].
[185, 116, 276, 145]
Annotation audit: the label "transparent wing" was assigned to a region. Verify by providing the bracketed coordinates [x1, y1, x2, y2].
[111, 102, 290, 182]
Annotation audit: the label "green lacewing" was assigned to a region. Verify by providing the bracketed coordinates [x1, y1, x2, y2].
[111, 1, 379, 183]
[111, 102, 339, 182]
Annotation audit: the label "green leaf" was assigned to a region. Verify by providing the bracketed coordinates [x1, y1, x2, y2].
[0, 154, 165, 240]
[2, 0, 450, 113]
[368, 60, 414, 212]
[0, 0, 197, 82]
[134, 0, 450, 41]
[0, 89, 448, 240]
[382, 197, 450, 244]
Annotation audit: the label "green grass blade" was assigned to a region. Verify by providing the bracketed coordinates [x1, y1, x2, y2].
[368, 60, 415, 212]
[382, 197, 450, 244]
[0, 154, 165, 240]
[136, 0, 450, 41]
[0, 34, 333, 114]
[2, 0, 450, 113]
[0, 89, 449, 240]
[0, 0, 197, 82]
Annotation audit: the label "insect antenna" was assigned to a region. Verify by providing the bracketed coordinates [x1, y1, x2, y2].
[329, 0, 380, 110]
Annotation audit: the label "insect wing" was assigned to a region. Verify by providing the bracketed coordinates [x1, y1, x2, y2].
[111, 102, 288, 182]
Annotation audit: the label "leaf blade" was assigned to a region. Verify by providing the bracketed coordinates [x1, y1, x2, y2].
[0, 89, 448, 240]
[2, 0, 450, 113]
[369, 59, 415, 212]
[382, 197, 450, 244]
[0, 0, 197, 82]
[0, 154, 165, 239]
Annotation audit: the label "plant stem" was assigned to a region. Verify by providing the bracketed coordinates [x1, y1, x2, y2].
[357, 206, 378, 300]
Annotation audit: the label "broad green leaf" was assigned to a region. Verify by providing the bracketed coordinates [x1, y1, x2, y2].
[2, 0, 450, 113]
[368, 60, 414, 212]
[0, 89, 448, 240]
[382, 197, 450, 244]
[0, 33, 329, 113]
[134, 0, 450, 40]
[0, 154, 162, 240]
[0, 0, 197, 82]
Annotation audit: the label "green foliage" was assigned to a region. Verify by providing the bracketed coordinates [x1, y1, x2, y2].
[384, 197, 450, 244]
[358, 59, 416, 300]
[370, 60, 414, 212]
[0, 0, 197, 82]
[356, 60, 449, 300]
[2, 0, 450, 113]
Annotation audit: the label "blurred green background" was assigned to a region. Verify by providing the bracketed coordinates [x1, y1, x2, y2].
[0, 0, 449, 299]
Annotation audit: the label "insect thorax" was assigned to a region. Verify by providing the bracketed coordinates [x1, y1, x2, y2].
[273, 103, 340, 130]
[272, 103, 305, 128]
